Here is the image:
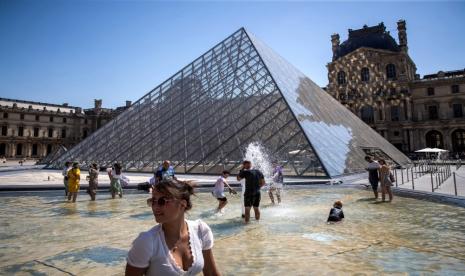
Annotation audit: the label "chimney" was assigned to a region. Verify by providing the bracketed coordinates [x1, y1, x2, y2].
[125, 100, 132, 107]
[397, 20, 408, 52]
[331, 33, 340, 61]
[94, 99, 102, 109]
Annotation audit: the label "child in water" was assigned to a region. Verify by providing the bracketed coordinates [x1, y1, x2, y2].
[327, 201, 344, 223]
[212, 170, 237, 214]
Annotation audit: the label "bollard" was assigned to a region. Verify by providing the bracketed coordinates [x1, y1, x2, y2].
[430, 172, 434, 192]
[453, 172, 457, 196]
[411, 168, 414, 190]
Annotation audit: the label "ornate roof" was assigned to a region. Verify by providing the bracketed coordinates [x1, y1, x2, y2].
[335, 23, 400, 60]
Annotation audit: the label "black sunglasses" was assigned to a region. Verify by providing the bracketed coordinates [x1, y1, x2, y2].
[147, 197, 175, 207]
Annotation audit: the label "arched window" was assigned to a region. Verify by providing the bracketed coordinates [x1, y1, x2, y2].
[386, 64, 396, 79]
[452, 129, 465, 153]
[361, 106, 374, 124]
[337, 71, 346, 85]
[361, 67, 370, 82]
[425, 130, 443, 149]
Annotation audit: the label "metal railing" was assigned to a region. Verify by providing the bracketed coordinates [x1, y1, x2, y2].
[392, 159, 459, 196]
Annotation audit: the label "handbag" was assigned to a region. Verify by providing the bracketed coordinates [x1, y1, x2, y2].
[389, 172, 395, 183]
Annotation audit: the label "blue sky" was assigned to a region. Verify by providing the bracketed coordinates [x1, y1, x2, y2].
[1, 0, 464, 108]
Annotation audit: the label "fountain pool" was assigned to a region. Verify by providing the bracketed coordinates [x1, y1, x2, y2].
[1, 186, 465, 275]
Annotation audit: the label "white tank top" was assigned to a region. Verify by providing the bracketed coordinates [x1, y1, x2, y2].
[127, 219, 214, 275]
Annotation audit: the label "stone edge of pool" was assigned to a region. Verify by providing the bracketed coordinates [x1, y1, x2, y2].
[1, 168, 464, 208]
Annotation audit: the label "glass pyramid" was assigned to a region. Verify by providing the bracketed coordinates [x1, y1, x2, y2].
[47, 28, 411, 177]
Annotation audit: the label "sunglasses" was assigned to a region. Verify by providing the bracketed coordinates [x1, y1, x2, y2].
[147, 197, 176, 207]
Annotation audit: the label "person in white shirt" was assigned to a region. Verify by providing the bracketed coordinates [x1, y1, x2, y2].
[269, 162, 283, 204]
[126, 179, 220, 276]
[108, 163, 124, 199]
[212, 170, 237, 213]
[62, 161, 72, 197]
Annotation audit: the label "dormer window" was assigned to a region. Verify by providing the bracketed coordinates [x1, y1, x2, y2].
[427, 87, 435, 96]
[361, 67, 370, 82]
[337, 71, 346, 85]
[386, 64, 396, 79]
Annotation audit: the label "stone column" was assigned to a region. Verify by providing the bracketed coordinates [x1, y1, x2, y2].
[406, 99, 412, 120]
[443, 128, 451, 151]
[26, 143, 32, 157]
[409, 129, 415, 152]
[11, 143, 16, 157]
[381, 102, 386, 121]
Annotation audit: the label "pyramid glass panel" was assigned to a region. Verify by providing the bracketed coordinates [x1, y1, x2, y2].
[48, 28, 411, 178]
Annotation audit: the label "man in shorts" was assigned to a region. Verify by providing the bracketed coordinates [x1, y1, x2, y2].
[365, 156, 380, 199]
[237, 160, 265, 223]
[212, 170, 237, 213]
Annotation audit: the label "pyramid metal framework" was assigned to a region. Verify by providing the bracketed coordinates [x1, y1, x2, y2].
[48, 28, 411, 178]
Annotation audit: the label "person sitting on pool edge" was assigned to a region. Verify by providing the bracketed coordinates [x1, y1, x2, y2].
[126, 179, 220, 276]
[327, 200, 344, 223]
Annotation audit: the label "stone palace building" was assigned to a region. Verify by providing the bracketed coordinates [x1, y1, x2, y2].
[326, 20, 465, 157]
[0, 98, 130, 159]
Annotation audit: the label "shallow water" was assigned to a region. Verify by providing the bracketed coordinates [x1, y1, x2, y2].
[1, 187, 465, 275]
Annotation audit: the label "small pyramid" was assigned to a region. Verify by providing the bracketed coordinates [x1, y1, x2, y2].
[48, 28, 411, 177]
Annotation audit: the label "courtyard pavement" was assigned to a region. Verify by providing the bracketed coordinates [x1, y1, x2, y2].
[352, 166, 465, 198]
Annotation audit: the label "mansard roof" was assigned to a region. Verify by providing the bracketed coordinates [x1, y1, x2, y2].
[335, 23, 400, 60]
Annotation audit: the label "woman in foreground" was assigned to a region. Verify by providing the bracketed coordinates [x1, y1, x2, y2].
[125, 179, 221, 276]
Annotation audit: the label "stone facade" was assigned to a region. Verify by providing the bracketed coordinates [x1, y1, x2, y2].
[326, 20, 465, 157]
[0, 98, 130, 159]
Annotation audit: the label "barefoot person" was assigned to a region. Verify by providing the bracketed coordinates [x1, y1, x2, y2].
[212, 170, 237, 214]
[62, 161, 72, 197]
[365, 156, 380, 199]
[126, 179, 220, 276]
[67, 162, 81, 202]
[237, 160, 265, 223]
[108, 163, 123, 199]
[87, 163, 99, 201]
[269, 161, 283, 204]
[378, 159, 394, 202]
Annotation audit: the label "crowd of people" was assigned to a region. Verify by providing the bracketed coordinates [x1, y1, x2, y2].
[61, 161, 128, 202]
[59, 158, 400, 275]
